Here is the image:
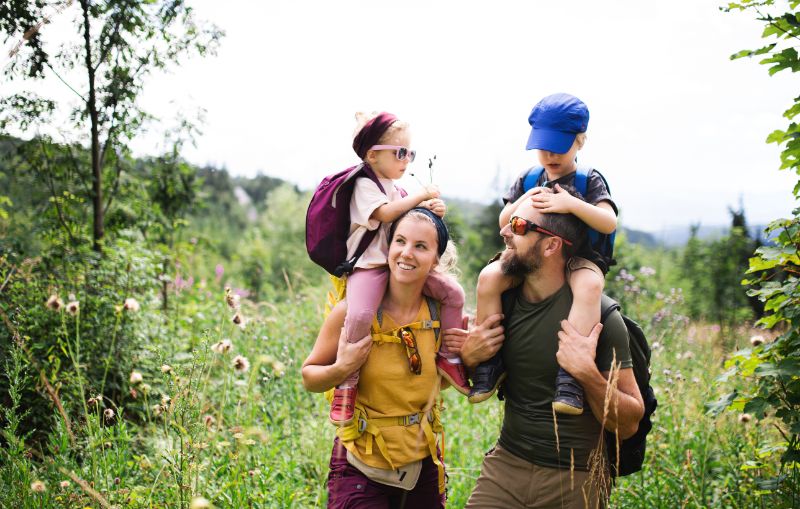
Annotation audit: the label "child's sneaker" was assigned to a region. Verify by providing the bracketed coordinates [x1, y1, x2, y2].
[436, 355, 470, 395]
[329, 386, 357, 426]
[468, 353, 506, 404]
[552, 368, 584, 415]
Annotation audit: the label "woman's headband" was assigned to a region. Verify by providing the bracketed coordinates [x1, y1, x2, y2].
[390, 207, 449, 257]
[352, 112, 397, 160]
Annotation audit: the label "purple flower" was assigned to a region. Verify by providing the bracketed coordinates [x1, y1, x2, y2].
[215, 264, 224, 282]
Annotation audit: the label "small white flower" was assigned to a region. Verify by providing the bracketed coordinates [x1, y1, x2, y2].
[30, 480, 46, 493]
[161, 364, 172, 374]
[123, 298, 140, 312]
[161, 394, 171, 407]
[46, 294, 64, 311]
[738, 413, 752, 424]
[232, 355, 250, 373]
[190, 497, 213, 509]
[211, 339, 233, 355]
[104, 408, 115, 421]
[66, 301, 80, 316]
[129, 371, 143, 384]
[272, 360, 286, 377]
[59, 480, 70, 489]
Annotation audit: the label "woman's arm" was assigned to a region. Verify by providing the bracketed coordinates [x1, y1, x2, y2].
[301, 302, 372, 393]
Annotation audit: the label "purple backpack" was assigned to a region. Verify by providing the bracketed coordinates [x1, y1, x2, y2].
[306, 163, 404, 277]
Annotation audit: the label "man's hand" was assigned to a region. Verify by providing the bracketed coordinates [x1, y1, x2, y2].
[531, 183, 574, 214]
[460, 314, 505, 369]
[555, 320, 602, 381]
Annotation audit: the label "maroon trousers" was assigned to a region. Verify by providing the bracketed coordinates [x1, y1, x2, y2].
[327, 438, 445, 509]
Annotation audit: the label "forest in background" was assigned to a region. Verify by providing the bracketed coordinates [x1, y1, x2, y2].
[2, 0, 800, 507]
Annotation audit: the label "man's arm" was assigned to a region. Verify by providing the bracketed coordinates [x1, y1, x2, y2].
[555, 320, 644, 439]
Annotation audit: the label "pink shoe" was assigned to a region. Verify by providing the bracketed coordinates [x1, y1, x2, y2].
[329, 386, 357, 426]
[437, 356, 471, 395]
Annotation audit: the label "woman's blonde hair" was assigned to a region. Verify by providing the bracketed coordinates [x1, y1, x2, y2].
[353, 111, 409, 145]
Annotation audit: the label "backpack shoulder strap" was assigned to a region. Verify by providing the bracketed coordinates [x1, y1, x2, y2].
[600, 294, 621, 324]
[522, 166, 546, 192]
[574, 166, 591, 198]
[425, 295, 441, 351]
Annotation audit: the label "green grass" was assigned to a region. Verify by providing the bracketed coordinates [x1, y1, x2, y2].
[0, 281, 785, 508]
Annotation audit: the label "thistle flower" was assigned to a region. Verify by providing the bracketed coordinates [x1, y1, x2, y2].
[232, 355, 250, 373]
[739, 413, 752, 424]
[750, 335, 765, 347]
[104, 408, 115, 421]
[161, 364, 172, 374]
[190, 497, 212, 509]
[272, 360, 286, 377]
[123, 298, 140, 312]
[59, 480, 70, 489]
[88, 394, 103, 407]
[225, 287, 240, 310]
[129, 371, 143, 384]
[30, 480, 46, 493]
[211, 339, 233, 355]
[46, 294, 64, 311]
[66, 300, 80, 316]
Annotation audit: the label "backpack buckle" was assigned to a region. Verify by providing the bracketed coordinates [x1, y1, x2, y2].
[405, 413, 420, 426]
[421, 320, 433, 329]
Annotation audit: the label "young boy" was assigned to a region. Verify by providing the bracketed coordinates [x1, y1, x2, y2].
[470, 93, 618, 415]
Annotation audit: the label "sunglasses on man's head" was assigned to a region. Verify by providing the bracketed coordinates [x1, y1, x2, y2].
[370, 145, 416, 162]
[508, 216, 573, 246]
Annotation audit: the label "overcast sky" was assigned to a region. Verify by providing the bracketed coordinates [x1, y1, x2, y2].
[4, 0, 799, 233]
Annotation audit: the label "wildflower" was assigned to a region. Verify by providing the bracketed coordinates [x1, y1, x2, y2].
[233, 432, 245, 440]
[232, 355, 250, 373]
[161, 394, 171, 407]
[152, 404, 163, 416]
[225, 287, 240, 310]
[639, 266, 656, 277]
[211, 339, 233, 355]
[272, 360, 286, 377]
[46, 294, 64, 311]
[30, 480, 46, 493]
[190, 497, 212, 509]
[66, 300, 80, 316]
[232, 311, 245, 327]
[215, 264, 224, 281]
[123, 298, 140, 312]
[248, 469, 261, 477]
[88, 394, 103, 407]
[750, 335, 765, 347]
[129, 371, 143, 384]
[202, 414, 215, 429]
[104, 408, 115, 421]
[739, 413, 752, 424]
[59, 480, 70, 489]
[161, 364, 172, 374]
[140, 383, 151, 395]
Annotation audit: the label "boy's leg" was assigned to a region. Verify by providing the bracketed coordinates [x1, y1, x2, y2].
[553, 259, 603, 415]
[424, 272, 470, 394]
[469, 260, 518, 404]
[330, 268, 387, 426]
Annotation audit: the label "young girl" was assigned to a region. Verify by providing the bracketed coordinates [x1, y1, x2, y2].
[330, 111, 469, 426]
[471, 94, 618, 415]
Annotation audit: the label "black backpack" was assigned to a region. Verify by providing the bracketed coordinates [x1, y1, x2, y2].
[600, 295, 658, 477]
[499, 289, 657, 477]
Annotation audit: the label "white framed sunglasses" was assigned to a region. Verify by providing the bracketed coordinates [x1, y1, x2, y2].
[369, 145, 416, 162]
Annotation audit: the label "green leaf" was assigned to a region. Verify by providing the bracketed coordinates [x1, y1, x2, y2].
[744, 397, 770, 416]
[706, 391, 738, 416]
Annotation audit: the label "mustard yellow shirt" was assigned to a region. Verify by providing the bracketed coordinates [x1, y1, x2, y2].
[342, 300, 441, 469]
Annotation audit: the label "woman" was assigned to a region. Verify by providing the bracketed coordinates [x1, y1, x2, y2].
[302, 208, 462, 508]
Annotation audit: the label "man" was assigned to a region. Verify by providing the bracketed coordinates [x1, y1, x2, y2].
[455, 197, 644, 509]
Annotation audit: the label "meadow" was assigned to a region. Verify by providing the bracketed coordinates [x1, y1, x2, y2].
[0, 184, 787, 508]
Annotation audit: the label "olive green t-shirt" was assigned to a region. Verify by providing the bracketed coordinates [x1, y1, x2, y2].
[498, 284, 632, 471]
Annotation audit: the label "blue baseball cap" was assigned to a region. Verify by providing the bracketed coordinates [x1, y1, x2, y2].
[526, 93, 590, 154]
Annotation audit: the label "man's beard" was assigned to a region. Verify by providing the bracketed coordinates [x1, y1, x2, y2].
[500, 238, 544, 278]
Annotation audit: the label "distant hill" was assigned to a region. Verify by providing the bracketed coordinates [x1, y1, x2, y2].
[654, 224, 768, 247]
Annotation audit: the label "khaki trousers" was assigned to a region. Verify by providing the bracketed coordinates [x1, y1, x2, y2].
[465, 444, 609, 509]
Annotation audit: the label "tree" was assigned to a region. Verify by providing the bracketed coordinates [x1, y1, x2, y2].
[0, 0, 222, 252]
[712, 1, 800, 503]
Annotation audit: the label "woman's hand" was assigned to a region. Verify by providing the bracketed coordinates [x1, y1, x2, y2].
[334, 327, 372, 374]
